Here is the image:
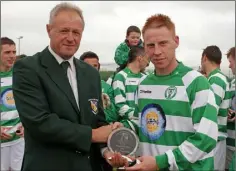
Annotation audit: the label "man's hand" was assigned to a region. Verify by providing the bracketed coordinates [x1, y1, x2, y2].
[111, 122, 123, 130]
[125, 156, 158, 171]
[104, 149, 129, 168]
[1, 126, 12, 140]
[16, 125, 24, 137]
[91, 122, 124, 143]
[92, 124, 113, 143]
[228, 109, 235, 122]
[92, 122, 124, 143]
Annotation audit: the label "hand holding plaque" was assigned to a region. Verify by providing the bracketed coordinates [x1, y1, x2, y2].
[107, 127, 140, 170]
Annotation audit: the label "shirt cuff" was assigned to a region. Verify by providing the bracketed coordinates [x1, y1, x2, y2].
[155, 153, 169, 169]
[101, 147, 108, 157]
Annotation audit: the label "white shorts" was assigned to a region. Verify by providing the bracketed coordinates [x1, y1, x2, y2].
[1, 140, 25, 171]
[214, 140, 226, 171]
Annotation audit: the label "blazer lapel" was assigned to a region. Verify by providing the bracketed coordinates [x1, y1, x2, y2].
[74, 59, 89, 123]
[40, 47, 80, 115]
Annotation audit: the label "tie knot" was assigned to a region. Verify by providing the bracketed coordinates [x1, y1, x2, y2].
[60, 61, 70, 74]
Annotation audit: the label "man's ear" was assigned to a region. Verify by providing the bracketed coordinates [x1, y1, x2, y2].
[174, 35, 179, 48]
[46, 24, 52, 38]
[202, 55, 207, 62]
[137, 56, 142, 62]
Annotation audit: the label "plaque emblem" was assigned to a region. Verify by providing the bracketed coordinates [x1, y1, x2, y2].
[108, 127, 139, 156]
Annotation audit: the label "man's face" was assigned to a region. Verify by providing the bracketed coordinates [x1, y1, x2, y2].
[84, 58, 100, 70]
[127, 32, 141, 46]
[139, 54, 150, 72]
[46, 10, 83, 59]
[228, 55, 235, 75]
[0, 44, 16, 69]
[143, 27, 179, 70]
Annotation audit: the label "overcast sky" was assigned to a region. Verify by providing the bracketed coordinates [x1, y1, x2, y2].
[1, 1, 235, 72]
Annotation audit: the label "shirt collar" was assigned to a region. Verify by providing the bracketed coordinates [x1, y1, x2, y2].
[48, 45, 74, 69]
[207, 68, 220, 78]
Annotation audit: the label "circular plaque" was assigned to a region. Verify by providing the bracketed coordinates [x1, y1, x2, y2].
[108, 127, 139, 156]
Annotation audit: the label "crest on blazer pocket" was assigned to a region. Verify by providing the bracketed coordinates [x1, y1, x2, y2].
[88, 99, 98, 115]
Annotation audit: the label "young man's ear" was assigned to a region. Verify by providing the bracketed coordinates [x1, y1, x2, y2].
[174, 35, 179, 48]
[202, 55, 207, 62]
[137, 56, 143, 62]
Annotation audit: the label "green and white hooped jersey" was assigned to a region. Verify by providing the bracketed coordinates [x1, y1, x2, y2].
[227, 78, 235, 151]
[112, 67, 144, 119]
[106, 76, 113, 86]
[1, 70, 23, 147]
[130, 63, 218, 170]
[208, 68, 231, 141]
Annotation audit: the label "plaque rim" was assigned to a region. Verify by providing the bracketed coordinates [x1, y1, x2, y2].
[107, 127, 139, 156]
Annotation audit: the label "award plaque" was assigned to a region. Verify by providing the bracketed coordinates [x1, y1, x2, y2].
[108, 127, 139, 156]
[108, 127, 140, 169]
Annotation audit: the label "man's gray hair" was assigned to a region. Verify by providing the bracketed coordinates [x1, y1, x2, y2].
[49, 2, 85, 29]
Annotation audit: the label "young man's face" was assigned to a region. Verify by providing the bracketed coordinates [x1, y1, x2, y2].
[139, 54, 150, 72]
[84, 58, 100, 70]
[0, 44, 17, 69]
[126, 32, 141, 46]
[228, 55, 235, 75]
[143, 26, 179, 70]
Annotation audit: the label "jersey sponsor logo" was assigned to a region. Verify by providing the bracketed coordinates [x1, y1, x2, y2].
[129, 80, 137, 83]
[165, 86, 177, 99]
[139, 90, 152, 94]
[1, 88, 16, 109]
[141, 103, 166, 141]
[88, 99, 98, 115]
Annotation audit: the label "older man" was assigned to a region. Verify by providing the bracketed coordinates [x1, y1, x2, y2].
[12, 2, 122, 171]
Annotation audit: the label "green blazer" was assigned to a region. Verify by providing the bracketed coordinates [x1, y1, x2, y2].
[12, 47, 108, 171]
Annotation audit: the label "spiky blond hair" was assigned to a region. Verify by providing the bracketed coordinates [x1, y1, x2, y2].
[142, 14, 176, 36]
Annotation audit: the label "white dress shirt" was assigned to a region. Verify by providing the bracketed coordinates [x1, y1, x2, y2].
[48, 46, 79, 110]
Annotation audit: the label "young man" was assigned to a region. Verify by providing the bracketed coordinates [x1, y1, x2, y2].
[12, 3, 123, 171]
[112, 46, 149, 124]
[123, 14, 218, 171]
[79, 51, 119, 123]
[225, 47, 235, 171]
[0, 37, 24, 171]
[201, 45, 230, 171]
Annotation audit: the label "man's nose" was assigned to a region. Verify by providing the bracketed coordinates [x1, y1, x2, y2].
[154, 46, 162, 55]
[66, 32, 74, 41]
